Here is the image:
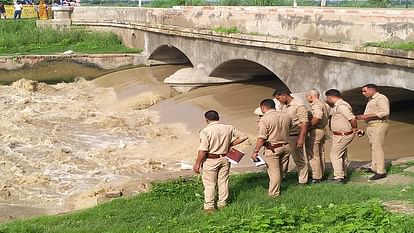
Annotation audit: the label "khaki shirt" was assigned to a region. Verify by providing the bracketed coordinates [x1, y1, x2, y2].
[257, 109, 291, 144]
[281, 98, 309, 135]
[363, 92, 390, 124]
[330, 99, 355, 132]
[310, 99, 329, 129]
[198, 121, 242, 154]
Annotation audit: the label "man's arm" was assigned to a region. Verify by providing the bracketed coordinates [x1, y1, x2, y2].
[357, 96, 390, 121]
[193, 150, 207, 174]
[310, 117, 321, 127]
[251, 138, 266, 161]
[296, 105, 309, 148]
[297, 122, 308, 148]
[356, 114, 380, 121]
[230, 136, 248, 147]
[349, 118, 358, 133]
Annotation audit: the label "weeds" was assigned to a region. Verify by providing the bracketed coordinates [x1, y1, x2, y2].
[213, 26, 240, 34]
[364, 41, 414, 51]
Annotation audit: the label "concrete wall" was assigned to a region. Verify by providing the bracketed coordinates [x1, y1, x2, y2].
[70, 6, 414, 46]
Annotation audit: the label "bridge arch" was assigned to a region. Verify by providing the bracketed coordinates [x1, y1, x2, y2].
[209, 59, 289, 89]
[148, 45, 193, 66]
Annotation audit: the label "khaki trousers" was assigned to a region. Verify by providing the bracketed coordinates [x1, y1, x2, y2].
[263, 144, 290, 197]
[305, 128, 326, 180]
[367, 122, 389, 174]
[202, 157, 230, 210]
[283, 136, 309, 184]
[330, 134, 354, 179]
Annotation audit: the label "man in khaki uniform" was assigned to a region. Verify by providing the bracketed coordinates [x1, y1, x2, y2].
[305, 89, 329, 183]
[193, 110, 247, 212]
[325, 89, 358, 183]
[357, 84, 390, 180]
[251, 99, 291, 197]
[274, 89, 309, 185]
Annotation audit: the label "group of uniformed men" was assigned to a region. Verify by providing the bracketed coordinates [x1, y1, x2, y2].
[193, 84, 390, 212]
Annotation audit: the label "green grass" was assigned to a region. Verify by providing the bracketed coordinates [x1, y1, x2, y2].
[213, 26, 240, 34]
[0, 20, 142, 55]
[364, 41, 414, 51]
[0, 168, 414, 233]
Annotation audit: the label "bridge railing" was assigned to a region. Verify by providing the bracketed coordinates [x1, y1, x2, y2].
[79, 0, 413, 8]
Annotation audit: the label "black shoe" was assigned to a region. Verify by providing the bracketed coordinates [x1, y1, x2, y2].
[328, 178, 345, 184]
[312, 179, 322, 184]
[360, 167, 375, 174]
[369, 173, 387, 181]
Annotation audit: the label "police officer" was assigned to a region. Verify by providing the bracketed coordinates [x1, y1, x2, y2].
[251, 99, 291, 197]
[325, 89, 358, 183]
[357, 84, 390, 180]
[274, 89, 309, 185]
[305, 89, 329, 183]
[193, 110, 247, 212]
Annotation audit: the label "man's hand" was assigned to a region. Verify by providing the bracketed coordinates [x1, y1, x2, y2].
[194, 150, 207, 174]
[193, 163, 201, 174]
[251, 152, 259, 161]
[356, 115, 365, 121]
[297, 137, 304, 148]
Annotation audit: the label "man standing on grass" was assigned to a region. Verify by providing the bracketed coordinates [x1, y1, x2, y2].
[13, 1, 23, 20]
[193, 110, 247, 213]
[274, 89, 309, 185]
[0, 2, 7, 19]
[251, 99, 291, 197]
[305, 89, 329, 183]
[357, 84, 390, 181]
[325, 89, 358, 184]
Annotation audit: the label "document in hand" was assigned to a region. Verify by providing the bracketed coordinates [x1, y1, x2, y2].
[252, 155, 266, 167]
[225, 148, 245, 165]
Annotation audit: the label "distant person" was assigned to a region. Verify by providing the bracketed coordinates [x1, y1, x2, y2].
[305, 89, 329, 183]
[274, 89, 309, 185]
[0, 2, 7, 19]
[251, 99, 291, 197]
[193, 110, 247, 213]
[13, 1, 23, 19]
[325, 89, 358, 184]
[357, 84, 390, 180]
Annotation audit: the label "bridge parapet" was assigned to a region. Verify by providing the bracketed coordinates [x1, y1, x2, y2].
[65, 6, 414, 46]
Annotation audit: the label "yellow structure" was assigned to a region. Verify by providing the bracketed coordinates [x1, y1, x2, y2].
[4, 5, 38, 18]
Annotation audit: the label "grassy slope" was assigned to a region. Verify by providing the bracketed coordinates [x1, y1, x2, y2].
[0, 19, 141, 55]
[0, 167, 413, 233]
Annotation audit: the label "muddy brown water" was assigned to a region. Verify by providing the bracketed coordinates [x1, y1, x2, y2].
[0, 64, 413, 223]
[0, 61, 139, 85]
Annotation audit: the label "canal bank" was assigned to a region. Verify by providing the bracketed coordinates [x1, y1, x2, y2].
[0, 54, 147, 84]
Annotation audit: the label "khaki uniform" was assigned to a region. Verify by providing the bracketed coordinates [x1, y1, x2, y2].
[281, 98, 309, 184]
[306, 99, 329, 180]
[364, 92, 390, 175]
[329, 99, 355, 179]
[198, 121, 241, 210]
[257, 109, 291, 196]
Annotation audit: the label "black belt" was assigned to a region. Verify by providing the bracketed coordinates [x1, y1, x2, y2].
[289, 133, 299, 137]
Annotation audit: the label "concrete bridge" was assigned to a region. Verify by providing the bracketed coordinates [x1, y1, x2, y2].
[49, 6, 414, 93]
